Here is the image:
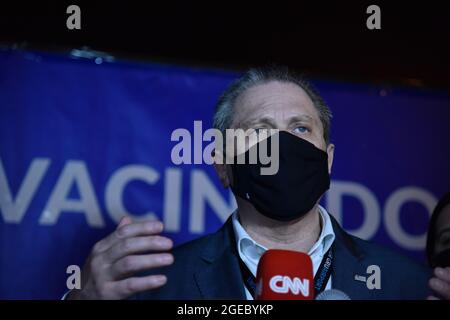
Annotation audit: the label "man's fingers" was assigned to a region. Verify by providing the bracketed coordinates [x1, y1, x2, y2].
[117, 216, 133, 229]
[113, 275, 168, 298]
[429, 277, 450, 300]
[434, 267, 450, 283]
[94, 220, 164, 253]
[110, 253, 174, 279]
[429, 267, 450, 300]
[106, 235, 173, 262]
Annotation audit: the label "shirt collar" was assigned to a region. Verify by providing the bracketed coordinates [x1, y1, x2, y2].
[232, 205, 336, 268]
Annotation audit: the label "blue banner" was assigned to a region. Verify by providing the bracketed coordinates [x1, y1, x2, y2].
[0, 49, 449, 299]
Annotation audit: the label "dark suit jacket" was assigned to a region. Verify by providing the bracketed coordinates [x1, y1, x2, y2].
[136, 215, 431, 300]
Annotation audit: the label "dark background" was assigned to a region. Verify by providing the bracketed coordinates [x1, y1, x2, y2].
[1, 1, 450, 89]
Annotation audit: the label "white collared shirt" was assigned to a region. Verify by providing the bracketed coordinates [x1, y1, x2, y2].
[232, 205, 336, 300]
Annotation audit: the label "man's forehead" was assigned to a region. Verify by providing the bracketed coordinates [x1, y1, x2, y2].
[232, 81, 320, 124]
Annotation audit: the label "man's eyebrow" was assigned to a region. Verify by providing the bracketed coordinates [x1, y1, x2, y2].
[290, 114, 314, 121]
[288, 115, 314, 123]
[242, 117, 278, 128]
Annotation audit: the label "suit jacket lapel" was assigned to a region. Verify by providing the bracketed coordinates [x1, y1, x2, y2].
[330, 215, 375, 300]
[193, 213, 376, 300]
[194, 217, 246, 299]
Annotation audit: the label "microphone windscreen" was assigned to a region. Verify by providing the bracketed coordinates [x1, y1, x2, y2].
[255, 249, 314, 300]
[315, 289, 351, 300]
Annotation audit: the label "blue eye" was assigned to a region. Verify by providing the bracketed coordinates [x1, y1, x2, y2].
[293, 126, 309, 134]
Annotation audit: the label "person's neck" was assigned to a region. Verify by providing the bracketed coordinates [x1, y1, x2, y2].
[237, 199, 322, 253]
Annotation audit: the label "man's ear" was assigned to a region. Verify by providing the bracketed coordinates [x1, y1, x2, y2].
[326, 143, 335, 174]
[212, 149, 231, 188]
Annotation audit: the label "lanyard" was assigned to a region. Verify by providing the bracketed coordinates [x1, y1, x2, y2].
[238, 246, 334, 299]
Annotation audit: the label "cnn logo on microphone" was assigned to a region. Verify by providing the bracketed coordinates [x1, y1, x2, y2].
[269, 275, 310, 296]
[256, 250, 314, 300]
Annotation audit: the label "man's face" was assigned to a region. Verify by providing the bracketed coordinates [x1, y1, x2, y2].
[214, 80, 335, 187]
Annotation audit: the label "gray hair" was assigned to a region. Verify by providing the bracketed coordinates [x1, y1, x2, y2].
[212, 66, 332, 145]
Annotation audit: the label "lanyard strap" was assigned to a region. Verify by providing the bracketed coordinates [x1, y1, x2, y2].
[238, 246, 334, 299]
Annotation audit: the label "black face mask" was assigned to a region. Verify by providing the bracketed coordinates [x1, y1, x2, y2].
[230, 131, 330, 222]
[433, 249, 450, 268]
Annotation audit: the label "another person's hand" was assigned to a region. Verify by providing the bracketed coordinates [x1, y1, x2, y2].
[427, 267, 450, 300]
[67, 216, 174, 299]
